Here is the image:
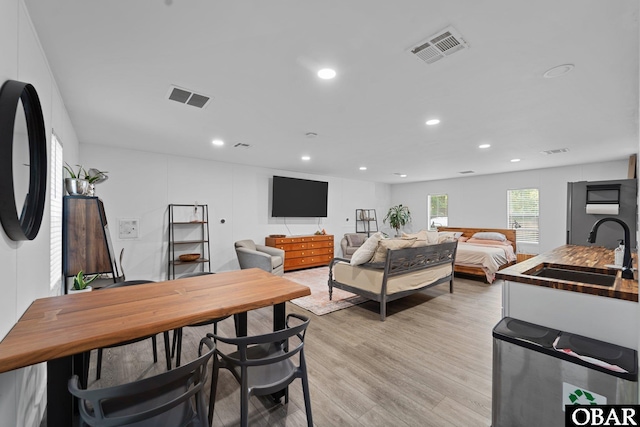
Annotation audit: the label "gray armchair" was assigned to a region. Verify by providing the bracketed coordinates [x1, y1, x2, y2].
[234, 239, 285, 276]
[340, 233, 368, 260]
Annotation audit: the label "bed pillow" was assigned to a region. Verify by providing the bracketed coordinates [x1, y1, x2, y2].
[350, 232, 384, 265]
[471, 232, 507, 242]
[370, 237, 417, 264]
[467, 238, 513, 246]
[458, 236, 468, 242]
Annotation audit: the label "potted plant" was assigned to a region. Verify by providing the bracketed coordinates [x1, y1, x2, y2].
[70, 270, 98, 293]
[383, 204, 412, 236]
[64, 163, 89, 195]
[63, 163, 108, 196]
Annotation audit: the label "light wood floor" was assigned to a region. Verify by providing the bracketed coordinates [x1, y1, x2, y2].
[51, 275, 502, 427]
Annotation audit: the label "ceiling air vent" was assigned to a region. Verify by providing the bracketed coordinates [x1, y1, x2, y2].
[541, 148, 570, 155]
[409, 26, 469, 65]
[234, 143, 251, 149]
[166, 85, 212, 109]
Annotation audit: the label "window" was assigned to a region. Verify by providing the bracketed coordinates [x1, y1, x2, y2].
[427, 194, 448, 230]
[507, 188, 539, 244]
[50, 133, 63, 291]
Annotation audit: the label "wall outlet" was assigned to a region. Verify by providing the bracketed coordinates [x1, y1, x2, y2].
[118, 218, 139, 239]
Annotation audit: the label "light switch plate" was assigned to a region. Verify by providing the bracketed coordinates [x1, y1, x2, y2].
[118, 218, 139, 239]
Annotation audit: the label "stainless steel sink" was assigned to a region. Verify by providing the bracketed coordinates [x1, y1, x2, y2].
[523, 263, 617, 287]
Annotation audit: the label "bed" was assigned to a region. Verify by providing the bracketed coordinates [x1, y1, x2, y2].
[328, 241, 457, 320]
[438, 226, 517, 283]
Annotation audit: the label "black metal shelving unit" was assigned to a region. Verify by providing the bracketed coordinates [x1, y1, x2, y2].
[167, 204, 211, 279]
[355, 209, 378, 236]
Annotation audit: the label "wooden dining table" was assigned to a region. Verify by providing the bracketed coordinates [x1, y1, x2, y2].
[0, 268, 310, 426]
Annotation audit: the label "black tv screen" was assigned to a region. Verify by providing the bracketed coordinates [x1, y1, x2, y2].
[272, 176, 328, 217]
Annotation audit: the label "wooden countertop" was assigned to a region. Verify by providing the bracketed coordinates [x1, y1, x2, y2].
[496, 245, 638, 302]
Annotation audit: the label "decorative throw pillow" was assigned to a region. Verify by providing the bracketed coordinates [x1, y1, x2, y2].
[437, 231, 460, 243]
[402, 229, 438, 244]
[370, 237, 417, 264]
[402, 230, 428, 241]
[426, 230, 439, 244]
[350, 232, 384, 265]
[472, 232, 507, 241]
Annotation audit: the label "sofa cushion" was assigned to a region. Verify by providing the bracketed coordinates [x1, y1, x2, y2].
[346, 233, 367, 248]
[370, 237, 417, 264]
[345, 246, 359, 256]
[271, 255, 283, 268]
[350, 232, 384, 266]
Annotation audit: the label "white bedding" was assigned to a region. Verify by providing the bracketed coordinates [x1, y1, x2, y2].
[455, 242, 516, 283]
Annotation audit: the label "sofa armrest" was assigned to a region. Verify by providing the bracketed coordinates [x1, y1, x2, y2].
[256, 244, 285, 258]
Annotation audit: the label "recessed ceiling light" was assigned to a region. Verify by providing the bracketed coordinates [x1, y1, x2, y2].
[317, 68, 336, 79]
[510, 158, 521, 163]
[543, 64, 574, 78]
[479, 144, 491, 149]
[359, 166, 367, 171]
[211, 139, 224, 146]
[426, 119, 440, 126]
[301, 155, 311, 161]
[400, 174, 407, 178]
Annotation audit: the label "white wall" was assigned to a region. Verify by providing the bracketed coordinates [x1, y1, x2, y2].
[0, 1, 80, 426]
[389, 160, 631, 254]
[80, 144, 391, 280]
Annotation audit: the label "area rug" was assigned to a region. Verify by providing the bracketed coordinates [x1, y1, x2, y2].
[284, 266, 368, 315]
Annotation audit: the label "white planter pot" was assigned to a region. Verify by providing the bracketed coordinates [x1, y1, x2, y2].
[69, 285, 92, 293]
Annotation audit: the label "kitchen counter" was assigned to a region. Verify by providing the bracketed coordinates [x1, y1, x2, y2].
[498, 244, 638, 348]
[497, 244, 638, 302]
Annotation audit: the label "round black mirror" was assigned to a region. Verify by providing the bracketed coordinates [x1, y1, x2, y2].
[0, 80, 47, 241]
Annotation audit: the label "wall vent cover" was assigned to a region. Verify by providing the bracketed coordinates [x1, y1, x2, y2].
[541, 148, 570, 155]
[166, 85, 212, 109]
[409, 26, 469, 65]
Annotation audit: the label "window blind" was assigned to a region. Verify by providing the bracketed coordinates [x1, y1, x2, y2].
[50, 134, 63, 291]
[428, 194, 448, 230]
[507, 188, 539, 243]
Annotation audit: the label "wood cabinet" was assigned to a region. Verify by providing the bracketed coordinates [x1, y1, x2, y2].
[63, 196, 120, 292]
[265, 234, 334, 271]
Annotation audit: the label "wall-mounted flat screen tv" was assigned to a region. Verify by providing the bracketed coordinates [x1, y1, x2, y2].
[272, 176, 328, 217]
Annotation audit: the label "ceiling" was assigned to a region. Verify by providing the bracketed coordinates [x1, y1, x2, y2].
[24, 0, 639, 184]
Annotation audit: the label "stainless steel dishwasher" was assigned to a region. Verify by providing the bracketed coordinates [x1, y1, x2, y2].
[492, 317, 638, 427]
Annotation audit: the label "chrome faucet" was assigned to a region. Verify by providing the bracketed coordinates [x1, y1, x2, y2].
[587, 217, 634, 279]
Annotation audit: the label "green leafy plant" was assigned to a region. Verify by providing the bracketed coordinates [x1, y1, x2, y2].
[64, 163, 108, 183]
[383, 204, 412, 236]
[72, 270, 98, 290]
[64, 162, 85, 179]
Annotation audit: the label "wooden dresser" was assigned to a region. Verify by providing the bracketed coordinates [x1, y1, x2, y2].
[265, 234, 334, 271]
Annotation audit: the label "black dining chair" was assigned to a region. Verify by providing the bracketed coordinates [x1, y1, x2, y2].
[208, 313, 313, 427]
[171, 272, 238, 368]
[69, 336, 215, 427]
[87, 280, 172, 381]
